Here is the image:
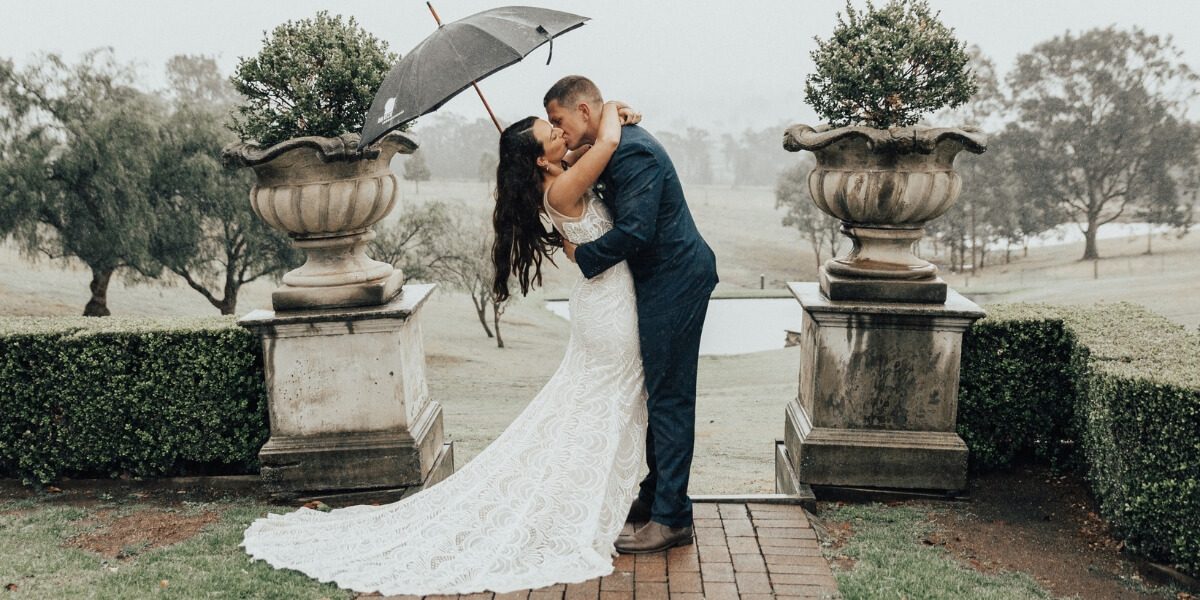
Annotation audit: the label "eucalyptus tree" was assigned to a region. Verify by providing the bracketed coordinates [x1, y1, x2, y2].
[402, 149, 431, 193]
[148, 55, 298, 315]
[0, 50, 162, 316]
[1008, 27, 1199, 260]
[774, 154, 842, 270]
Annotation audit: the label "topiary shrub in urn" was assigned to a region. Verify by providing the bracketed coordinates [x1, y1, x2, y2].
[222, 11, 416, 311]
[784, 0, 986, 303]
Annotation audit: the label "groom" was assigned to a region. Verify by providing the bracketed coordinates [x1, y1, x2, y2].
[545, 76, 718, 554]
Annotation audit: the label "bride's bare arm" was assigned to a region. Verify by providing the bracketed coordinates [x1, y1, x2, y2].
[546, 102, 622, 217]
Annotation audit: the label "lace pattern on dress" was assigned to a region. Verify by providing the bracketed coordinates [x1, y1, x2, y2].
[241, 185, 647, 596]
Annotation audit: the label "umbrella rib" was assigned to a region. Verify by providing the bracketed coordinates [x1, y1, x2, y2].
[360, 8, 589, 147]
[443, 23, 523, 76]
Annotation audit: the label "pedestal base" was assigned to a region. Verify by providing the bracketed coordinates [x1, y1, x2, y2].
[258, 400, 445, 495]
[783, 402, 967, 491]
[272, 269, 404, 312]
[820, 268, 947, 303]
[240, 284, 445, 496]
[783, 282, 983, 492]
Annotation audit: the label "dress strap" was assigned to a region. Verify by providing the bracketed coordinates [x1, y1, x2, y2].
[543, 183, 586, 238]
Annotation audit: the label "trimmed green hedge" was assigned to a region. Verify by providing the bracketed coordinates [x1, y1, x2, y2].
[959, 308, 1084, 471]
[960, 302, 1200, 576]
[0, 317, 268, 485]
[1, 304, 1195, 574]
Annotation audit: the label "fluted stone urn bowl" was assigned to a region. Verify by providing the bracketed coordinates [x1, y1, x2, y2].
[784, 124, 986, 303]
[223, 131, 417, 311]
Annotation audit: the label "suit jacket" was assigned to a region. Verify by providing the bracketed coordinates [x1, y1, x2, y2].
[575, 125, 718, 316]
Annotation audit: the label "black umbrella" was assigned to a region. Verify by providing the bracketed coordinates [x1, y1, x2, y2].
[358, 4, 590, 150]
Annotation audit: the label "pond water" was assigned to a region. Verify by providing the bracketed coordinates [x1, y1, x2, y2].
[544, 297, 804, 356]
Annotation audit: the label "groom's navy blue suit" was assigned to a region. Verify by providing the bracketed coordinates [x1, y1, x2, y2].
[575, 125, 718, 528]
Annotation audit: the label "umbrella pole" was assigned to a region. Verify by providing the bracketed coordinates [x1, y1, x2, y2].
[426, 1, 504, 134]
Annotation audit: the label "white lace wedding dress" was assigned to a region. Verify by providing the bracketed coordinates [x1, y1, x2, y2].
[241, 190, 647, 596]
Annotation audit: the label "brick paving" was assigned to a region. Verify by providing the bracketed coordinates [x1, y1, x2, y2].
[361, 502, 838, 600]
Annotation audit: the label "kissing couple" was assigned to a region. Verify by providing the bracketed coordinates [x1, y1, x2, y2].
[242, 75, 719, 596]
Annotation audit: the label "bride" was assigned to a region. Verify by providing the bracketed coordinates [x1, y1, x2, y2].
[241, 101, 648, 596]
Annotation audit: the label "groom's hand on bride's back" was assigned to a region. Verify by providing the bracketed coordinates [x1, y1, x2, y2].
[563, 240, 578, 263]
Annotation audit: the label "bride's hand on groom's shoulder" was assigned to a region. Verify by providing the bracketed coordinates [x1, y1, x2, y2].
[607, 101, 641, 126]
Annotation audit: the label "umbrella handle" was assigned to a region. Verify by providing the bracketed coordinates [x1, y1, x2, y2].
[472, 82, 504, 134]
[427, 1, 503, 134]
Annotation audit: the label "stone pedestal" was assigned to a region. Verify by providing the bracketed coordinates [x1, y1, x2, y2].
[779, 282, 984, 492]
[238, 283, 450, 496]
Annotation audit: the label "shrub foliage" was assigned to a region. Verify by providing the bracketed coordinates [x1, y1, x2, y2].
[229, 11, 398, 147]
[960, 303, 1200, 575]
[0, 317, 268, 485]
[0, 302, 1195, 575]
[804, 0, 977, 128]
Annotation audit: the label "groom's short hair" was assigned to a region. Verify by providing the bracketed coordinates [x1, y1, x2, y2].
[543, 75, 603, 109]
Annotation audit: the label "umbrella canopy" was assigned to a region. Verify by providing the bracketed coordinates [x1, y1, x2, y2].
[359, 5, 589, 149]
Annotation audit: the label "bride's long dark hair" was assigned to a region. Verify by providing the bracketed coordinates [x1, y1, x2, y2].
[492, 116, 562, 302]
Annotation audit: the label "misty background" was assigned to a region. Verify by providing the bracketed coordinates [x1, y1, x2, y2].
[2, 0, 1198, 134]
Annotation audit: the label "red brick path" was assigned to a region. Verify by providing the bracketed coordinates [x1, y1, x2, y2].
[364, 502, 838, 600]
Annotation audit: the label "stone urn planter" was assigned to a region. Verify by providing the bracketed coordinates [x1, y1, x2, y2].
[223, 131, 418, 311]
[783, 124, 986, 303]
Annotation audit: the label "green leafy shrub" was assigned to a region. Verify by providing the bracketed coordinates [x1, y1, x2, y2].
[804, 0, 978, 128]
[0, 317, 268, 485]
[958, 306, 1084, 471]
[959, 302, 1200, 575]
[229, 11, 399, 147]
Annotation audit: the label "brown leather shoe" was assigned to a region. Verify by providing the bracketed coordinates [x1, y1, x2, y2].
[614, 520, 694, 554]
[625, 497, 652, 524]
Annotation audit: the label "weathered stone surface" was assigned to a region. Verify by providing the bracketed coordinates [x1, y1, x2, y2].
[782, 123, 986, 299]
[291, 441, 455, 504]
[240, 284, 445, 494]
[784, 404, 968, 490]
[258, 406, 443, 494]
[820, 267, 947, 303]
[781, 282, 983, 491]
[224, 131, 418, 311]
[272, 268, 404, 312]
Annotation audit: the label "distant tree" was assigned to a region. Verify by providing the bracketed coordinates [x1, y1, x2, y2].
[368, 200, 455, 281]
[925, 46, 1010, 271]
[1135, 122, 1198, 254]
[412, 113, 498, 180]
[477, 151, 498, 183]
[148, 55, 299, 315]
[724, 124, 792, 187]
[403, 149, 431, 193]
[430, 207, 509, 346]
[929, 45, 1006, 129]
[720, 133, 745, 188]
[1138, 187, 1195, 255]
[774, 155, 842, 269]
[1008, 26, 1200, 260]
[653, 127, 715, 185]
[682, 127, 714, 185]
[0, 50, 163, 316]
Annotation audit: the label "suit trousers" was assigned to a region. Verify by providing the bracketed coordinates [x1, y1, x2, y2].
[635, 293, 709, 528]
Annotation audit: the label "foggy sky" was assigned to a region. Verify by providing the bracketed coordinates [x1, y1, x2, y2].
[1, 1, 1197, 134]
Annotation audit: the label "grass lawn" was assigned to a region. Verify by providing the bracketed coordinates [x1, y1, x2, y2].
[5, 492, 1178, 599]
[0, 496, 354, 599]
[820, 503, 1052, 600]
